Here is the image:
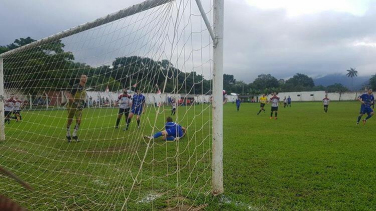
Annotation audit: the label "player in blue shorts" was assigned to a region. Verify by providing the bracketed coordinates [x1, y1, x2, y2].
[357, 89, 374, 125]
[125, 88, 146, 130]
[144, 117, 186, 141]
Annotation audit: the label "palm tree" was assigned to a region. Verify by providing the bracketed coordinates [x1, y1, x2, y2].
[346, 68, 358, 91]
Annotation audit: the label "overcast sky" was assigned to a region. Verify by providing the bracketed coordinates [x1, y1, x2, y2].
[1, 0, 376, 83]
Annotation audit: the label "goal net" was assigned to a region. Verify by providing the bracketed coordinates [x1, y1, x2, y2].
[0, 0, 217, 209]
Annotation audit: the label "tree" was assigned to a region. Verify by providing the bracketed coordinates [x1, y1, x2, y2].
[369, 74, 376, 91]
[346, 68, 358, 91]
[251, 74, 279, 94]
[283, 73, 314, 91]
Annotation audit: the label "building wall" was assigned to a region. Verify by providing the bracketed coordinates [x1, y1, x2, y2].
[259, 91, 362, 102]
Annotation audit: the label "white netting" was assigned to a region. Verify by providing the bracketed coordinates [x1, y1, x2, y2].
[0, 0, 214, 210]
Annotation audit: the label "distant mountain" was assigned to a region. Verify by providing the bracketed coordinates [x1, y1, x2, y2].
[314, 74, 370, 90]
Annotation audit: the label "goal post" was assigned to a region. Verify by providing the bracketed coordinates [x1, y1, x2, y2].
[0, 0, 224, 209]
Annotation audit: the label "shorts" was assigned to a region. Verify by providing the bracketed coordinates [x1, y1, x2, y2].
[67, 107, 83, 119]
[118, 108, 130, 115]
[13, 110, 21, 115]
[260, 103, 265, 108]
[324, 105, 328, 108]
[271, 107, 278, 112]
[4, 111, 11, 117]
[131, 107, 143, 115]
[166, 128, 183, 139]
[360, 106, 373, 115]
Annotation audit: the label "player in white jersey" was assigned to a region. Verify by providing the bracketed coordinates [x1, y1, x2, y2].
[13, 96, 22, 121]
[322, 95, 330, 113]
[171, 99, 177, 115]
[269, 93, 280, 120]
[4, 97, 15, 124]
[115, 89, 132, 129]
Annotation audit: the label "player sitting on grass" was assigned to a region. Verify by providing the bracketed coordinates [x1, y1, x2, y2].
[357, 89, 374, 125]
[144, 117, 186, 141]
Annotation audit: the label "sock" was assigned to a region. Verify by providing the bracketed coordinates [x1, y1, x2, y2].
[275, 112, 278, 117]
[73, 124, 80, 137]
[365, 115, 373, 120]
[153, 131, 163, 139]
[116, 118, 120, 127]
[126, 118, 131, 127]
[137, 119, 140, 127]
[67, 126, 71, 136]
[270, 112, 273, 117]
[357, 115, 362, 123]
[257, 110, 261, 115]
[20, 115, 22, 120]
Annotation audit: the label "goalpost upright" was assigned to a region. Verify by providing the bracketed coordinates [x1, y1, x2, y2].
[0, 0, 225, 195]
[0, 58, 4, 141]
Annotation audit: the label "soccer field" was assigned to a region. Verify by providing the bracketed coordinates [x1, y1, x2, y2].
[1, 101, 376, 210]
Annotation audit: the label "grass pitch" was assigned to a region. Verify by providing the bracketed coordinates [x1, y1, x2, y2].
[1, 101, 376, 210]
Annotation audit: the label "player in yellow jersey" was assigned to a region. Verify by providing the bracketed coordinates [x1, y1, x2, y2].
[257, 94, 268, 115]
[66, 75, 88, 142]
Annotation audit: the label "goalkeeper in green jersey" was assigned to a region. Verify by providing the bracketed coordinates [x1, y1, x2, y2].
[66, 75, 88, 142]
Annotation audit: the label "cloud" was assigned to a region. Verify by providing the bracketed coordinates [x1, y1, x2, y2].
[224, 0, 376, 82]
[1, 0, 376, 83]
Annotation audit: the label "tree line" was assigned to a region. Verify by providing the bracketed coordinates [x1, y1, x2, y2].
[0, 37, 211, 95]
[1, 37, 375, 96]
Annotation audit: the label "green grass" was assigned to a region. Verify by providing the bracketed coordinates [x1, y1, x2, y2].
[1, 102, 376, 210]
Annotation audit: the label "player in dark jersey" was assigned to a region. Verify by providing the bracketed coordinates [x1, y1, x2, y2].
[66, 75, 88, 142]
[144, 116, 186, 141]
[236, 98, 241, 111]
[125, 88, 146, 130]
[115, 89, 132, 129]
[357, 89, 374, 125]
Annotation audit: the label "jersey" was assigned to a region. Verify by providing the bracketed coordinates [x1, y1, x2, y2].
[259, 96, 267, 104]
[359, 94, 374, 108]
[287, 97, 291, 103]
[165, 122, 184, 138]
[172, 101, 177, 109]
[132, 94, 145, 111]
[4, 99, 15, 111]
[283, 98, 287, 103]
[68, 84, 87, 109]
[118, 94, 131, 109]
[270, 96, 280, 107]
[323, 98, 330, 105]
[14, 100, 22, 111]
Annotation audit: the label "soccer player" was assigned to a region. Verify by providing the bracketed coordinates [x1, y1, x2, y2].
[257, 94, 267, 115]
[356, 89, 374, 125]
[4, 96, 15, 124]
[223, 90, 228, 104]
[236, 98, 241, 111]
[287, 96, 292, 107]
[66, 75, 88, 142]
[115, 89, 132, 129]
[270, 92, 280, 120]
[144, 116, 186, 141]
[171, 99, 177, 115]
[323, 95, 330, 113]
[283, 97, 287, 108]
[125, 88, 145, 130]
[13, 96, 22, 121]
